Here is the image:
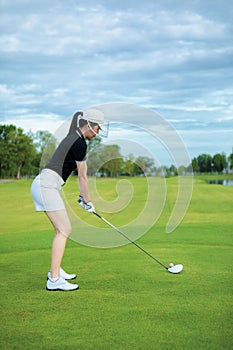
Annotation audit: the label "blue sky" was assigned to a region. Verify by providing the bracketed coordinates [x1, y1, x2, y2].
[0, 0, 233, 164]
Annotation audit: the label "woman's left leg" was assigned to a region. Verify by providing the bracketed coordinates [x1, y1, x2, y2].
[45, 209, 72, 278]
[45, 210, 78, 291]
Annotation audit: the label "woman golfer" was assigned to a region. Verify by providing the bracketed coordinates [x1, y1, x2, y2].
[31, 108, 108, 291]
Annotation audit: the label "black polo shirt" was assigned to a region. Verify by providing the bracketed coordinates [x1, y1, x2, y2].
[45, 130, 87, 182]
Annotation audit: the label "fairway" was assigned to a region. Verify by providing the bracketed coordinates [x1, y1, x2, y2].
[0, 176, 232, 350]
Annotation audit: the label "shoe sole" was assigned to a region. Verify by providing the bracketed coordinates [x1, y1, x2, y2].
[46, 286, 79, 292]
[47, 275, 77, 281]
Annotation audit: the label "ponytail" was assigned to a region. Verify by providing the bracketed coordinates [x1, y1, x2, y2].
[67, 112, 83, 135]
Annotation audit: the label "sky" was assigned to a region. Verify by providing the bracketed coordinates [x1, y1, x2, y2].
[1, 0, 233, 165]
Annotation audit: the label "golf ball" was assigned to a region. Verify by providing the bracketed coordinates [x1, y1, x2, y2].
[169, 263, 174, 268]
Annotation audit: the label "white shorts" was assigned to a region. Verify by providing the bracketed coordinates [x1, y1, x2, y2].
[31, 169, 65, 211]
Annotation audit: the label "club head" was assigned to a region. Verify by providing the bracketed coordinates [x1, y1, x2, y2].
[168, 264, 183, 274]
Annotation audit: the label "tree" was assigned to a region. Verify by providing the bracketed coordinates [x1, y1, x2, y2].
[186, 163, 193, 174]
[212, 153, 227, 173]
[197, 154, 212, 173]
[177, 165, 186, 175]
[169, 164, 178, 176]
[28, 130, 57, 171]
[34, 130, 54, 154]
[99, 145, 123, 177]
[191, 157, 199, 173]
[16, 129, 36, 179]
[39, 135, 57, 170]
[121, 154, 135, 176]
[86, 140, 105, 176]
[0, 125, 11, 177]
[0, 124, 35, 178]
[228, 153, 233, 170]
[86, 136, 104, 176]
[87, 136, 102, 153]
[135, 156, 155, 175]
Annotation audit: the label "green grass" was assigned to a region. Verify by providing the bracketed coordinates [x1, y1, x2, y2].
[0, 175, 233, 350]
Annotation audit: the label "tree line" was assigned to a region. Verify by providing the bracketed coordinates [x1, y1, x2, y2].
[0, 124, 232, 179]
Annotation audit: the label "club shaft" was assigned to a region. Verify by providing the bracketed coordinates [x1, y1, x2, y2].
[93, 211, 168, 270]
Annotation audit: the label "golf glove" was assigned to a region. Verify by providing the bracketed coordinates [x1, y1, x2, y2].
[78, 195, 85, 208]
[78, 195, 95, 213]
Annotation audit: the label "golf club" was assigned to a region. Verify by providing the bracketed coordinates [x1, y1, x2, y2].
[93, 211, 183, 274]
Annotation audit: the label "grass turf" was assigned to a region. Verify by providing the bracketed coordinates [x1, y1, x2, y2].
[0, 176, 232, 350]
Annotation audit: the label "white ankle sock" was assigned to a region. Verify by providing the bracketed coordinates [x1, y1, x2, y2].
[50, 276, 59, 282]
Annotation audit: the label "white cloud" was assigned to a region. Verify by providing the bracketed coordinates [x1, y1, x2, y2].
[2, 115, 65, 133]
[217, 116, 233, 122]
[163, 12, 227, 40]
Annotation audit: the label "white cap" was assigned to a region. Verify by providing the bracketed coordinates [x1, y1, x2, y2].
[79, 108, 109, 137]
[82, 108, 105, 124]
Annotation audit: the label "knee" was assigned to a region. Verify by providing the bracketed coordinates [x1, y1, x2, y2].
[56, 225, 72, 238]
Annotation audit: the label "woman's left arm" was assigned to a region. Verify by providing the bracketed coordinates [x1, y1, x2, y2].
[76, 161, 90, 203]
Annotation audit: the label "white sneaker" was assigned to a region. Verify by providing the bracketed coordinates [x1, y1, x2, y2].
[47, 267, 77, 281]
[46, 277, 79, 291]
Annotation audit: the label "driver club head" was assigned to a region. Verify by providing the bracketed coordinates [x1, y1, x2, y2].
[168, 264, 183, 274]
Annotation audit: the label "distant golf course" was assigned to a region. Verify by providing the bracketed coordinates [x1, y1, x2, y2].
[1, 175, 232, 350]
